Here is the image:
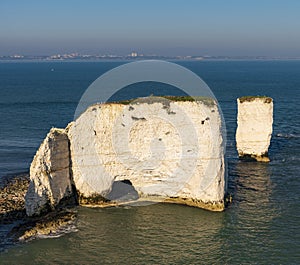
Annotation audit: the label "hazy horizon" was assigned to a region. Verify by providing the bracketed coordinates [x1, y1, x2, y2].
[1, 0, 300, 57]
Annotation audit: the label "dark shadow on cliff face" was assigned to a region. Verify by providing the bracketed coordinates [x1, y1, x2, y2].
[106, 180, 139, 202]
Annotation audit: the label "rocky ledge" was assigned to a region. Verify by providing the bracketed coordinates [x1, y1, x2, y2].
[0, 174, 77, 245]
[0, 174, 29, 223]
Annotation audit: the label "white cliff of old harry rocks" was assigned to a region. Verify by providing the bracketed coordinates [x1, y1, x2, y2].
[236, 96, 273, 162]
[25, 97, 227, 215]
[25, 128, 74, 216]
[67, 98, 226, 211]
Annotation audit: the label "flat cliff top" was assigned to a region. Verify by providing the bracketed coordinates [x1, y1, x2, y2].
[102, 96, 216, 107]
[238, 96, 273, 104]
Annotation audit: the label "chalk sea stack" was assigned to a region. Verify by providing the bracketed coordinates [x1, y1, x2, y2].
[25, 96, 227, 216]
[236, 96, 273, 162]
[25, 128, 75, 217]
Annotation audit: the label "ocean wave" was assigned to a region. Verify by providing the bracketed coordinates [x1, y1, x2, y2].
[37, 224, 78, 240]
[276, 133, 300, 139]
[271, 156, 300, 163]
[21, 224, 78, 243]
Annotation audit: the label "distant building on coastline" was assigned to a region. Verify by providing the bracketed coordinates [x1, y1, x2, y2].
[130, 51, 138, 57]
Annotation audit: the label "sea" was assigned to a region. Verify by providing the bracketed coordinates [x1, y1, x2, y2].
[0, 60, 299, 264]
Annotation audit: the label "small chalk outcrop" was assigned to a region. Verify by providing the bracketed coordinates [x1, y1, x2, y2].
[25, 128, 74, 216]
[236, 96, 273, 162]
[67, 97, 226, 211]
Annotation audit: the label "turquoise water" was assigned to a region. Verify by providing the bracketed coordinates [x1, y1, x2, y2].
[0, 61, 299, 264]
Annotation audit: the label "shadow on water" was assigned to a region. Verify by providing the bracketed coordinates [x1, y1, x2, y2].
[215, 159, 283, 264]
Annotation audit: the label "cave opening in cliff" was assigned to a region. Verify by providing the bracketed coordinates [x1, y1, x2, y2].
[106, 179, 139, 202]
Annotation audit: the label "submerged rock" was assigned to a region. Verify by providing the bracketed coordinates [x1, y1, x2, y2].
[17, 210, 77, 242]
[236, 96, 273, 162]
[0, 174, 77, 248]
[25, 128, 75, 216]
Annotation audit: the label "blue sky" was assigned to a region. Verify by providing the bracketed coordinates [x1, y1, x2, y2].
[0, 0, 300, 56]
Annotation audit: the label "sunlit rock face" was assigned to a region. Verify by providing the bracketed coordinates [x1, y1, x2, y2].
[236, 97, 273, 162]
[25, 128, 74, 216]
[25, 97, 227, 215]
[67, 98, 226, 211]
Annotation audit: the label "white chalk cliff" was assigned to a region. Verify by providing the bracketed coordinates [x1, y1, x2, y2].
[67, 98, 226, 211]
[236, 97, 273, 162]
[25, 97, 227, 215]
[25, 128, 74, 216]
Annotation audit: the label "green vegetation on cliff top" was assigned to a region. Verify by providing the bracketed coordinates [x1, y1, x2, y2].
[239, 96, 272, 103]
[113, 95, 216, 107]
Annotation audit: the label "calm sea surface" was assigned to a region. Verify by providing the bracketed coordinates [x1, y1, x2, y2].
[0, 61, 299, 264]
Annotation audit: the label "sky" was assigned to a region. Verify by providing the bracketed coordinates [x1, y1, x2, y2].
[0, 0, 300, 56]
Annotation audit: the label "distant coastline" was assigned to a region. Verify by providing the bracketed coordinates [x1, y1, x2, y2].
[1, 53, 300, 62]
